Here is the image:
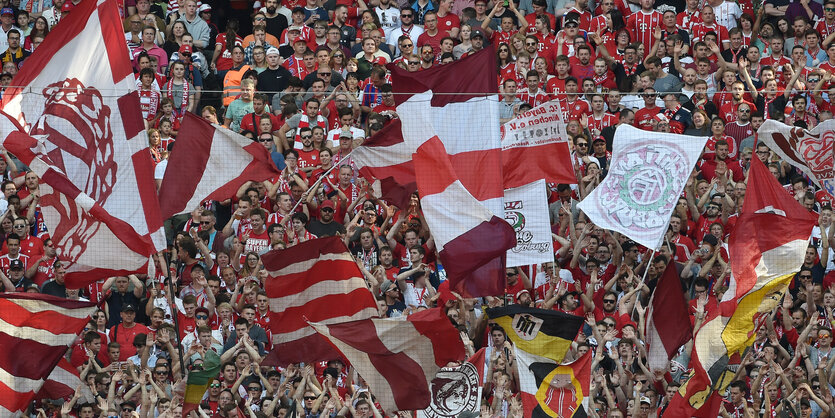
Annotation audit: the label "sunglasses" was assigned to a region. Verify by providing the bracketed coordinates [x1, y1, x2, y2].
[506, 272, 518, 276]
[319, 72, 332, 76]
[304, 396, 317, 400]
[210, 383, 221, 388]
[401, 14, 413, 17]
[196, 315, 208, 320]
[827, 7, 835, 11]
[408, 61, 420, 65]
[199, 221, 211, 225]
[301, 135, 312, 139]
[525, 42, 537, 46]
[603, 299, 616, 303]
[321, 207, 334, 212]
[258, 137, 272, 142]
[122, 408, 135, 412]
[154, 370, 168, 375]
[249, 386, 262, 391]
[577, 143, 588, 147]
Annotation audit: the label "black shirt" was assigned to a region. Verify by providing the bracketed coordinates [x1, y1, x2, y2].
[307, 219, 346, 238]
[41, 280, 67, 298]
[257, 66, 293, 102]
[264, 14, 289, 40]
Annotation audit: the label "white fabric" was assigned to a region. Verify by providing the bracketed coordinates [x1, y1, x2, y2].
[504, 180, 554, 267]
[577, 125, 708, 249]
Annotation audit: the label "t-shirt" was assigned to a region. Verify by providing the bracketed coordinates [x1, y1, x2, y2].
[108, 322, 150, 361]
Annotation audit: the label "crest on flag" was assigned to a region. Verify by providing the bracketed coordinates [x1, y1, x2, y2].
[419, 362, 481, 418]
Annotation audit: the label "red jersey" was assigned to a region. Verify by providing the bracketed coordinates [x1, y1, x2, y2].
[719, 100, 757, 123]
[417, 31, 445, 54]
[588, 113, 618, 133]
[691, 22, 729, 45]
[0, 254, 29, 275]
[298, 148, 320, 169]
[518, 89, 551, 107]
[108, 322, 150, 361]
[560, 99, 591, 121]
[627, 10, 662, 56]
[677, 9, 701, 31]
[436, 12, 460, 37]
[634, 106, 661, 130]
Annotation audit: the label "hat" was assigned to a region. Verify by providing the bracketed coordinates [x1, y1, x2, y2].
[592, 136, 605, 143]
[532, 0, 547, 6]
[288, 25, 303, 32]
[178, 44, 192, 55]
[339, 130, 353, 139]
[471, 28, 485, 39]
[379, 279, 395, 294]
[195, 306, 210, 316]
[266, 47, 280, 56]
[198, 3, 211, 12]
[653, 113, 669, 123]
[121, 400, 137, 410]
[60, 2, 72, 12]
[320, 200, 335, 210]
[26, 283, 39, 292]
[640, 396, 651, 405]
[121, 304, 137, 313]
[1, 7, 14, 15]
[701, 233, 719, 247]
[291, 6, 305, 14]
[9, 259, 23, 270]
[564, 17, 579, 27]
[515, 289, 530, 302]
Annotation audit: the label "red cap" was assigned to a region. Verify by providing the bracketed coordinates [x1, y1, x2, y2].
[179, 44, 192, 55]
[61, 2, 73, 12]
[320, 200, 335, 210]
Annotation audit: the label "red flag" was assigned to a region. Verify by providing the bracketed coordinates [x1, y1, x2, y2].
[501, 100, 576, 188]
[0, 0, 165, 285]
[308, 307, 466, 413]
[667, 157, 817, 417]
[0, 294, 96, 414]
[261, 237, 379, 366]
[413, 136, 515, 297]
[37, 358, 81, 401]
[645, 262, 692, 372]
[158, 112, 280, 219]
[352, 118, 417, 209]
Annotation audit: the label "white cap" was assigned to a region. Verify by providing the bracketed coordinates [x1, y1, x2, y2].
[266, 47, 280, 56]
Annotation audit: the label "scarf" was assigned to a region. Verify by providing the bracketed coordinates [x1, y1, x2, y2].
[165, 77, 189, 118]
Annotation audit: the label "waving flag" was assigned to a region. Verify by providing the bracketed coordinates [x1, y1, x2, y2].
[352, 119, 417, 209]
[757, 119, 835, 196]
[308, 308, 466, 413]
[37, 358, 82, 401]
[516, 348, 592, 418]
[501, 100, 575, 188]
[487, 305, 584, 362]
[183, 350, 222, 415]
[667, 156, 817, 416]
[645, 262, 692, 372]
[261, 237, 379, 366]
[158, 112, 281, 219]
[578, 125, 708, 249]
[0, 294, 96, 414]
[0, 0, 165, 285]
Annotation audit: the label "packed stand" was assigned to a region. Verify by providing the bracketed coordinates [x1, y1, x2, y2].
[1, 0, 835, 415]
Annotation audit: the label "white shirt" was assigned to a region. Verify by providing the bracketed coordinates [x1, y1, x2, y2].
[386, 24, 423, 57]
[325, 126, 365, 148]
[0, 25, 21, 54]
[713, 1, 742, 30]
[376, 6, 400, 39]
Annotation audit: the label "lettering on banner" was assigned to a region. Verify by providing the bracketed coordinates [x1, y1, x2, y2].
[421, 362, 481, 418]
[504, 200, 550, 254]
[596, 142, 689, 232]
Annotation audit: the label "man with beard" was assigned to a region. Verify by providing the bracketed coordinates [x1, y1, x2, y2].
[724, 103, 754, 147]
[307, 200, 346, 237]
[261, 0, 289, 39]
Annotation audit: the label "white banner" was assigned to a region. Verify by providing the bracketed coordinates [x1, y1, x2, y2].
[503, 180, 554, 267]
[577, 125, 708, 249]
[416, 362, 483, 418]
[757, 119, 835, 195]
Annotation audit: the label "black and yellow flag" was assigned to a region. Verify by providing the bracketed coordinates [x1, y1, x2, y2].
[486, 305, 584, 362]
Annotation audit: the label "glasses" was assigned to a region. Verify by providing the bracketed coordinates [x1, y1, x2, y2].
[319, 72, 331, 76]
[249, 386, 262, 391]
[525, 42, 537, 46]
[199, 221, 211, 225]
[154, 370, 167, 375]
[321, 207, 334, 212]
[196, 314, 208, 320]
[259, 137, 272, 142]
[210, 383, 221, 388]
[637, 379, 648, 384]
[300, 135, 312, 139]
[827, 7, 835, 10]
[800, 275, 812, 278]
[401, 14, 413, 17]
[254, 17, 266, 20]
[304, 396, 317, 400]
[605, 322, 616, 327]
[813, 385, 821, 389]
[408, 61, 420, 65]
[506, 272, 518, 276]
[577, 143, 588, 147]
[603, 299, 616, 304]
[738, 109, 750, 113]
[123, 408, 135, 412]
[402, 43, 413, 47]
[13, 225, 25, 229]
[131, 20, 142, 23]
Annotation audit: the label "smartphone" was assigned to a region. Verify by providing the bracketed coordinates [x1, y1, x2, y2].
[503, 0, 508, 6]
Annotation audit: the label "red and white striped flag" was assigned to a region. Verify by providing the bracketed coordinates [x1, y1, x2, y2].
[158, 112, 281, 219]
[0, 0, 165, 285]
[37, 358, 82, 401]
[262, 237, 379, 366]
[0, 294, 96, 414]
[645, 262, 692, 372]
[308, 308, 466, 413]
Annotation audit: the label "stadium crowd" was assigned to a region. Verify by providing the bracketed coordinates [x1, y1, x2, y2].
[3, 0, 835, 415]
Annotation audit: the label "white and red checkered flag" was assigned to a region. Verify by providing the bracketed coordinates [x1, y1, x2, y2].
[0, 293, 96, 414]
[0, 0, 165, 285]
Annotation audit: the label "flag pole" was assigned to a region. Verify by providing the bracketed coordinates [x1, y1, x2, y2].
[159, 251, 187, 379]
[288, 149, 355, 215]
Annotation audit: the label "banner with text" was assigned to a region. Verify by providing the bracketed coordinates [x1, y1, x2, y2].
[504, 180, 554, 267]
[501, 100, 575, 188]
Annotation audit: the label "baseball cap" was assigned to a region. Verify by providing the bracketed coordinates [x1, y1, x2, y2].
[179, 44, 193, 55]
[198, 3, 211, 12]
[640, 396, 651, 405]
[288, 25, 303, 32]
[320, 200, 335, 210]
[60, 2, 72, 12]
[1, 7, 14, 15]
[379, 279, 395, 294]
[471, 28, 485, 39]
[564, 18, 579, 27]
[592, 136, 605, 143]
[266, 47, 280, 56]
[9, 259, 23, 270]
[515, 289, 530, 302]
[653, 113, 669, 123]
[339, 129, 353, 139]
[122, 304, 137, 313]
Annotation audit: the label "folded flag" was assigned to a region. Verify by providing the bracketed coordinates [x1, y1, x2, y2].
[645, 261, 692, 373]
